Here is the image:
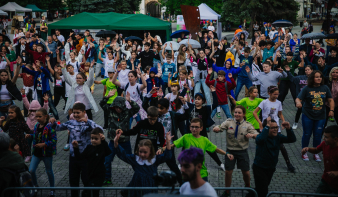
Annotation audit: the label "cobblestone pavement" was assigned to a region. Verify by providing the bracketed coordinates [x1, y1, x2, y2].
[9, 73, 332, 197]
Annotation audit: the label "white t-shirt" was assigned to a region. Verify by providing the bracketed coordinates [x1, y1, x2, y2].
[251, 63, 261, 86]
[165, 93, 184, 114]
[0, 85, 11, 100]
[67, 61, 79, 73]
[208, 26, 215, 31]
[0, 61, 7, 69]
[120, 82, 143, 101]
[103, 58, 115, 78]
[269, 30, 277, 40]
[118, 69, 130, 84]
[258, 99, 283, 132]
[75, 85, 90, 110]
[57, 35, 65, 44]
[63, 73, 77, 97]
[180, 182, 217, 197]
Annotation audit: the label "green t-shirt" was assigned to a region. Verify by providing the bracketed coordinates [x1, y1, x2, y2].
[281, 60, 299, 80]
[101, 78, 118, 104]
[174, 134, 217, 178]
[236, 97, 264, 129]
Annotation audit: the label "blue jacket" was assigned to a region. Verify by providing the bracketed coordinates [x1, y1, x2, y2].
[146, 67, 164, 93]
[86, 41, 98, 63]
[22, 65, 53, 94]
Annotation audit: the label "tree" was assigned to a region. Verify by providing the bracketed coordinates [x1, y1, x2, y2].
[112, 0, 141, 14]
[69, 0, 141, 14]
[159, 0, 223, 16]
[221, 0, 299, 36]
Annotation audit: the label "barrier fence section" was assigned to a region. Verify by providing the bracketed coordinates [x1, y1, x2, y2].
[2, 186, 258, 197]
[266, 191, 338, 197]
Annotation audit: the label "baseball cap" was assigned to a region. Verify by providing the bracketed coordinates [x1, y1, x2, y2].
[107, 67, 115, 73]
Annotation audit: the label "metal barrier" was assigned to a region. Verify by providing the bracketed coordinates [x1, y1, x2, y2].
[2, 186, 258, 197]
[266, 191, 338, 197]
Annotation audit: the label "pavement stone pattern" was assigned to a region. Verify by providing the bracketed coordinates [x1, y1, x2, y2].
[10, 75, 331, 197]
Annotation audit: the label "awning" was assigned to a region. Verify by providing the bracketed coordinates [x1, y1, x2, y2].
[0, 2, 32, 12]
[25, 4, 46, 12]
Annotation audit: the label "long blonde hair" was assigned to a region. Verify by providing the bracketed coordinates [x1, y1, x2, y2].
[329, 67, 338, 81]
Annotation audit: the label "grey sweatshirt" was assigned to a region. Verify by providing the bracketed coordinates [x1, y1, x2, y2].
[248, 70, 287, 98]
[287, 71, 308, 96]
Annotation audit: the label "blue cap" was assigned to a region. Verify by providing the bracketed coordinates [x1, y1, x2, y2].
[264, 22, 267, 25]
[239, 25, 242, 28]
[330, 25, 334, 28]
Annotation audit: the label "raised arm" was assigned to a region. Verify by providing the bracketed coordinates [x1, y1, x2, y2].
[137, 67, 147, 91]
[85, 61, 95, 88]
[11, 57, 22, 84]
[112, 65, 121, 87]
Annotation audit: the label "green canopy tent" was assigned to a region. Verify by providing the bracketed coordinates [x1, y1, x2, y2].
[48, 12, 172, 41]
[25, 4, 46, 12]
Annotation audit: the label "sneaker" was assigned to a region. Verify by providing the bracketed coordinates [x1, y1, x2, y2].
[63, 144, 70, 151]
[103, 180, 112, 186]
[292, 123, 298, 130]
[219, 163, 225, 171]
[216, 112, 221, 119]
[25, 156, 32, 163]
[302, 153, 309, 161]
[314, 154, 321, 162]
[287, 163, 296, 173]
[178, 164, 181, 170]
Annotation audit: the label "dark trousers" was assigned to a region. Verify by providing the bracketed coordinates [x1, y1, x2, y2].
[83, 175, 104, 197]
[277, 80, 297, 104]
[165, 148, 183, 185]
[86, 109, 93, 120]
[295, 108, 302, 123]
[50, 57, 57, 69]
[162, 82, 171, 95]
[53, 88, 66, 108]
[252, 164, 275, 197]
[103, 108, 109, 128]
[69, 156, 89, 197]
[37, 90, 59, 120]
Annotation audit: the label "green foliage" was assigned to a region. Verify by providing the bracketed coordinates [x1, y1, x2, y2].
[159, 0, 223, 16]
[221, 0, 299, 26]
[68, 0, 141, 14]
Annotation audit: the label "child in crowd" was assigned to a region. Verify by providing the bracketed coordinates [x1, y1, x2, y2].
[9, 138, 22, 156]
[117, 60, 131, 85]
[21, 88, 49, 162]
[50, 103, 102, 197]
[162, 54, 176, 93]
[0, 106, 31, 158]
[25, 108, 56, 197]
[118, 106, 165, 153]
[127, 51, 140, 70]
[114, 129, 173, 197]
[206, 69, 236, 119]
[25, 42, 51, 66]
[80, 62, 95, 93]
[18, 63, 35, 116]
[73, 128, 111, 197]
[301, 125, 338, 195]
[99, 94, 140, 185]
[95, 67, 118, 129]
[167, 118, 232, 181]
[146, 67, 164, 104]
[229, 86, 263, 133]
[20, 50, 30, 65]
[253, 86, 295, 172]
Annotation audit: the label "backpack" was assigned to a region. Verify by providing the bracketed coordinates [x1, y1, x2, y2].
[3, 166, 36, 197]
[214, 80, 234, 111]
[124, 82, 143, 100]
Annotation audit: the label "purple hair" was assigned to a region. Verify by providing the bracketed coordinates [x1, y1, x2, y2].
[177, 147, 204, 165]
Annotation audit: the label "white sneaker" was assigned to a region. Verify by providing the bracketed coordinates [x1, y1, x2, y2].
[219, 163, 225, 171]
[178, 164, 181, 170]
[302, 153, 309, 161]
[292, 123, 298, 130]
[314, 154, 321, 162]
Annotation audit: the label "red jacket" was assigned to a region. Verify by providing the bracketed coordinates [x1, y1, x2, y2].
[25, 43, 51, 66]
[206, 74, 236, 105]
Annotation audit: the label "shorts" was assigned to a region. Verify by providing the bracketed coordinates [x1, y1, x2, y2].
[224, 149, 250, 171]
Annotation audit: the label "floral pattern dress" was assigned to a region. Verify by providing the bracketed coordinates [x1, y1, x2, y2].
[1, 120, 31, 157]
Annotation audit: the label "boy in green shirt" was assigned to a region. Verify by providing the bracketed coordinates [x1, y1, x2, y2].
[95, 67, 118, 128]
[169, 118, 233, 181]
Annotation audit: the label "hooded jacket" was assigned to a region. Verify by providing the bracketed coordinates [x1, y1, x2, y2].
[146, 67, 164, 94]
[99, 96, 140, 142]
[0, 151, 26, 196]
[23, 95, 48, 130]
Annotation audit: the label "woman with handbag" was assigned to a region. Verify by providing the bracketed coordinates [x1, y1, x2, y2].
[0, 57, 22, 117]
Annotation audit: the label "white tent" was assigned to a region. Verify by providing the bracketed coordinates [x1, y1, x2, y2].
[198, 3, 221, 20]
[0, 10, 8, 16]
[198, 3, 222, 39]
[0, 2, 32, 12]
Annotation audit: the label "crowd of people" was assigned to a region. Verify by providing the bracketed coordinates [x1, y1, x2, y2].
[0, 18, 337, 197]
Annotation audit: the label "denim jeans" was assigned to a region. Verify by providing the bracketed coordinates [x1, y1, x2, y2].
[60, 49, 65, 61]
[326, 46, 331, 58]
[235, 77, 252, 100]
[211, 104, 232, 119]
[37, 90, 59, 120]
[29, 155, 54, 187]
[95, 63, 104, 79]
[194, 79, 211, 105]
[301, 114, 326, 148]
[104, 140, 132, 180]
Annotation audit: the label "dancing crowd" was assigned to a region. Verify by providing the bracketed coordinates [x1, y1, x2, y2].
[0, 22, 337, 197]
